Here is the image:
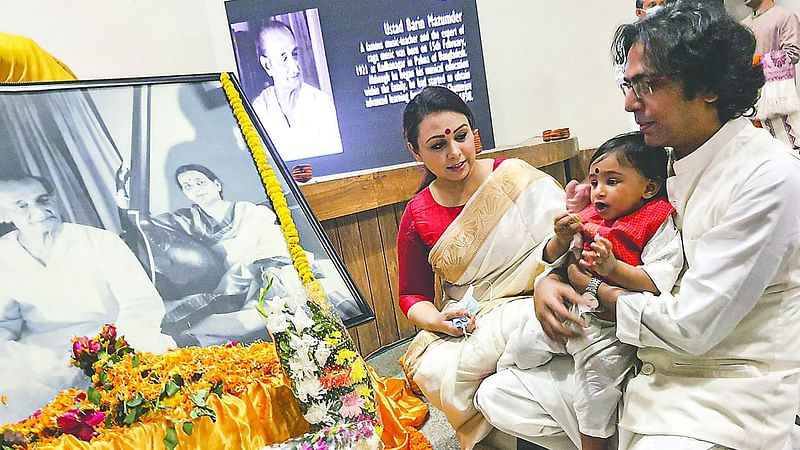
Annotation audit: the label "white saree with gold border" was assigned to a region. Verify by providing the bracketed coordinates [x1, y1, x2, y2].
[400, 159, 565, 448]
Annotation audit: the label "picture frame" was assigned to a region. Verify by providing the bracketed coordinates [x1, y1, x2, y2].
[225, 0, 495, 178]
[0, 73, 374, 422]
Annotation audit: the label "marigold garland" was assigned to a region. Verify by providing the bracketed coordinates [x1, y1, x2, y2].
[219, 72, 327, 307]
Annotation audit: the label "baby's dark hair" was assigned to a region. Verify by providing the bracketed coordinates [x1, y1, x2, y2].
[589, 131, 669, 197]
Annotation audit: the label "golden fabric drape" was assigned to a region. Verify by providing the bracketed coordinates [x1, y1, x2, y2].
[0, 31, 76, 82]
[36, 381, 308, 450]
[369, 367, 432, 450]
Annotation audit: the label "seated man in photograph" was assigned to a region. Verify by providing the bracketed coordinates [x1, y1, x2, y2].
[252, 20, 343, 161]
[0, 175, 175, 424]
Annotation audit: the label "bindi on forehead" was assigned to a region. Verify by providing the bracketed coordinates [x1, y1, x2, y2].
[444, 128, 451, 135]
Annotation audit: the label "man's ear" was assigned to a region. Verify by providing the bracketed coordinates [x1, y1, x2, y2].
[643, 179, 663, 199]
[407, 142, 422, 162]
[259, 55, 272, 76]
[635, 8, 647, 18]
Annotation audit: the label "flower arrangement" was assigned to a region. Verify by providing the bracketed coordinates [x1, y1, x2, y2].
[254, 284, 380, 447]
[0, 325, 285, 449]
[264, 417, 380, 450]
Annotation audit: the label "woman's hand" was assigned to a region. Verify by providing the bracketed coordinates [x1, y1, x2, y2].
[580, 236, 617, 277]
[534, 273, 586, 345]
[407, 301, 476, 338]
[437, 308, 477, 337]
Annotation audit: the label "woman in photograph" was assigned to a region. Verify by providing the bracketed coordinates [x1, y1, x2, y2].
[140, 163, 297, 346]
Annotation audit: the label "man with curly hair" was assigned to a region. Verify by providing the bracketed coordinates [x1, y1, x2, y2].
[476, 2, 800, 449]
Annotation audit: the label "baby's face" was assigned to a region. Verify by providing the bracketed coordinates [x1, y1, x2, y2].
[588, 154, 653, 220]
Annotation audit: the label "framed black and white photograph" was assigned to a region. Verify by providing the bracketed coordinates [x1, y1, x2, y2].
[226, 0, 495, 178]
[230, 8, 344, 163]
[0, 74, 373, 423]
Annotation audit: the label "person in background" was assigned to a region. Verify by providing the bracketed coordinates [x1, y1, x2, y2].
[0, 175, 174, 424]
[252, 20, 343, 162]
[396, 86, 565, 449]
[742, 0, 800, 151]
[635, 0, 666, 20]
[476, 3, 800, 449]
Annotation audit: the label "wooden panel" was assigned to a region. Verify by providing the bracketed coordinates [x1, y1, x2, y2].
[568, 148, 595, 183]
[377, 204, 415, 340]
[322, 218, 361, 351]
[539, 162, 567, 186]
[336, 214, 381, 355]
[299, 138, 579, 221]
[357, 210, 401, 346]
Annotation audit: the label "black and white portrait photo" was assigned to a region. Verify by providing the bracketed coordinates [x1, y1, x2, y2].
[230, 9, 343, 162]
[0, 75, 372, 424]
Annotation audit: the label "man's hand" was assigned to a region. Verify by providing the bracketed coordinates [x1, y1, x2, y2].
[534, 274, 587, 345]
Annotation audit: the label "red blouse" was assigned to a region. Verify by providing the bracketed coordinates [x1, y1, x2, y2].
[397, 159, 505, 316]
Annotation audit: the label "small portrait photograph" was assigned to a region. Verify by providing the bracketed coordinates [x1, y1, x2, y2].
[0, 75, 371, 424]
[229, 8, 344, 162]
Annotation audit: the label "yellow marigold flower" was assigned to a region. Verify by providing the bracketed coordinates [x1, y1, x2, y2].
[350, 360, 367, 382]
[335, 349, 357, 366]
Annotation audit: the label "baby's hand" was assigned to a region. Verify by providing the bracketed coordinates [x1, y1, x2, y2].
[565, 180, 591, 213]
[580, 236, 617, 277]
[553, 212, 582, 245]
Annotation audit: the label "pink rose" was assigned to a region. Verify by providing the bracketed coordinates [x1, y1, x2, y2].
[57, 409, 105, 442]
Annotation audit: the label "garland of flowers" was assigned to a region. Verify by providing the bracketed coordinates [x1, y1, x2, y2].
[219, 72, 326, 307]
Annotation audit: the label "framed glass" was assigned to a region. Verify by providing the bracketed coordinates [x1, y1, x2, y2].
[0, 74, 374, 422]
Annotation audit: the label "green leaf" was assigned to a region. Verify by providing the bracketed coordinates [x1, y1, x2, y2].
[191, 389, 208, 407]
[99, 371, 110, 387]
[210, 382, 223, 397]
[126, 394, 143, 408]
[182, 421, 194, 436]
[87, 387, 102, 405]
[123, 410, 137, 425]
[131, 354, 140, 368]
[164, 380, 179, 398]
[163, 425, 179, 450]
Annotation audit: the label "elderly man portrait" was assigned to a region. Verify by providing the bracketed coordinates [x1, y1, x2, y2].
[252, 19, 343, 162]
[0, 175, 175, 424]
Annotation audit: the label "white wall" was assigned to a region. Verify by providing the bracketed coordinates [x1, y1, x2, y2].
[4, 1, 797, 151]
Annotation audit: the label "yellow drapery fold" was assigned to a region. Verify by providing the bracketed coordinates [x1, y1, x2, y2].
[36, 381, 308, 450]
[0, 31, 76, 82]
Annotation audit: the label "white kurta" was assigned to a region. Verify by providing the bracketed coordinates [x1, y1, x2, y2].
[251, 83, 343, 162]
[476, 118, 800, 450]
[0, 223, 175, 423]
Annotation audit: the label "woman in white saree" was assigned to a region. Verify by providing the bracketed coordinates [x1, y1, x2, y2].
[396, 86, 565, 449]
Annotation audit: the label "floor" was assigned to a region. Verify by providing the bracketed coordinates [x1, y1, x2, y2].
[365, 338, 544, 450]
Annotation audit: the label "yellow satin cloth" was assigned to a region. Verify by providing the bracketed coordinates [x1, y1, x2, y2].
[36, 381, 308, 450]
[32, 369, 428, 449]
[0, 31, 76, 82]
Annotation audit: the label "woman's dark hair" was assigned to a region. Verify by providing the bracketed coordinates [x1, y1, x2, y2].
[590, 131, 669, 198]
[612, 1, 764, 123]
[402, 86, 475, 191]
[174, 164, 223, 198]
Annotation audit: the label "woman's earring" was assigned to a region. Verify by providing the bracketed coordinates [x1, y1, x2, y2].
[474, 129, 482, 154]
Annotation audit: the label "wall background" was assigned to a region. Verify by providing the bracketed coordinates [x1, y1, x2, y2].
[1, 0, 798, 152]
